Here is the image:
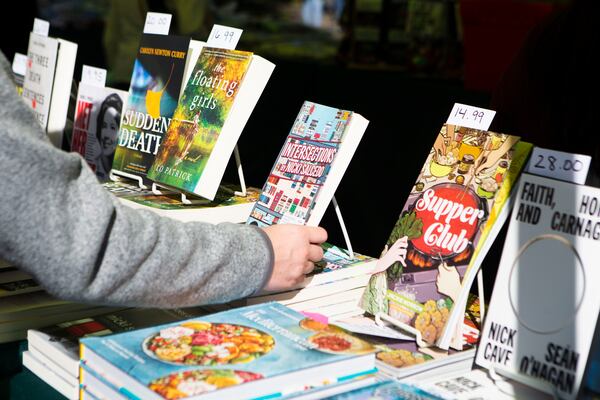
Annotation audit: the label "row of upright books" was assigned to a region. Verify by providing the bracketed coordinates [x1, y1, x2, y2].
[7, 14, 600, 400]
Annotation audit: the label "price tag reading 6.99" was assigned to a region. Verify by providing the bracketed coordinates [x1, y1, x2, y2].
[446, 103, 496, 131]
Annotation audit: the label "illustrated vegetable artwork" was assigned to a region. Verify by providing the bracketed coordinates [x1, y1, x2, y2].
[360, 210, 423, 315]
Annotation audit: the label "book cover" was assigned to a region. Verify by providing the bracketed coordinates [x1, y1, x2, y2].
[21, 32, 58, 130]
[111, 34, 189, 183]
[475, 173, 600, 399]
[71, 83, 128, 181]
[247, 101, 366, 227]
[322, 380, 443, 400]
[360, 124, 520, 347]
[80, 303, 376, 400]
[148, 48, 252, 194]
[27, 307, 209, 378]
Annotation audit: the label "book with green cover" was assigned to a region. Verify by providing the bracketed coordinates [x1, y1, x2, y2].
[149, 47, 274, 200]
[112, 34, 189, 185]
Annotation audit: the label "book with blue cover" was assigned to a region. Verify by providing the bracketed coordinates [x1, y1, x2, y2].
[80, 302, 376, 400]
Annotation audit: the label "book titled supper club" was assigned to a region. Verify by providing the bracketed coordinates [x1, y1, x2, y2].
[360, 124, 525, 350]
[247, 101, 368, 227]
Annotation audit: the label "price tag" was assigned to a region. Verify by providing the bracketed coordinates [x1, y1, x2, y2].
[32, 18, 50, 37]
[12, 53, 28, 76]
[207, 24, 243, 50]
[526, 147, 591, 185]
[446, 103, 496, 131]
[81, 65, 107, 87]
[143, 12, 172, 35]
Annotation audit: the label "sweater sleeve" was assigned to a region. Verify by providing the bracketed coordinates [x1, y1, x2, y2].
[0, 52, 273, 307]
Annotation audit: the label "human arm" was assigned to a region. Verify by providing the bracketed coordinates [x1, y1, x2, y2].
[0, 52, 285, 307]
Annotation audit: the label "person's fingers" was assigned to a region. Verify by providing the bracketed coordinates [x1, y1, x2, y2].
[307, 226, 328, 244]
[308, 244, 324, 262]
[303, 261, 315, 275]
[398, 253, 407, 267]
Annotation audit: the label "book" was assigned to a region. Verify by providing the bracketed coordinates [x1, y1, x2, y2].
[21, 31, 77, 147]
[22, 350, 78, 400]
[80, 302, 376, 400]
[0, 269, 41, 297]
[360, 124, 524, 350]
[475, 173, 600, 399]
[148, 47, 275, 201]
[111, 33, 190, 185]
[70, 82, 128, 181]
[27, 307, 210, 380]
[12, 52, 27, 95]
[103, 180, 260, 223]
[247, 101, 369, 227]
[321, 379, 443, 400]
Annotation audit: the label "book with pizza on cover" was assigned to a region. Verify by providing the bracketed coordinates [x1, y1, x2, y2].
[80, 302, 376, 400]
[247, 101, 368, 227]
[148, 47, 274, 200]
[360, 124, 527, 350]
[111, 34, 190, 185]
[71, 83, 128, 181]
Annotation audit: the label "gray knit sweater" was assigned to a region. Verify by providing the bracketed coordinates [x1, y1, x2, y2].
[0, 52, 273, 307]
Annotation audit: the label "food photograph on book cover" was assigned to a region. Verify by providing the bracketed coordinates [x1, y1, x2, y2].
[248, 101, 351, 227]
[81, 303, 377, 399]
[361, 124, 519, 344]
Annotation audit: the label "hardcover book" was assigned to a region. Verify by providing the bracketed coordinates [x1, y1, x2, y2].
[71, 83, 128, 181]
[21, 31, 77, 146]
[80, 302, 376, 400]
[148, 47, 274, 200]
[111, 34, 190, 185]
[247, 101, 368, 227]
[475, 173, 600, 399]
[360, 124, 525, 349]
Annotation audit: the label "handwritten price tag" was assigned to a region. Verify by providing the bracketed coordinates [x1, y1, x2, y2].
[81, 65, 106, 87]
[207, 24, 243, 50]
[12, 53, 28, 76]
[526, 147, 591, 185]
[33, 18, 50, 37]
[447, 103, 496, 131]
[143, 12, 172, 35]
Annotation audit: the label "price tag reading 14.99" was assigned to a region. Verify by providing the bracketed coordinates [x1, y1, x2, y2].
[446, 103, 496, 131]
[207, 24, 243, 50]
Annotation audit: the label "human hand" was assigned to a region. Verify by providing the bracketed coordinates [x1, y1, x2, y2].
[435, 262, 461, 302]
[262, 225, 328, 291]
[370, 236, 408, 274]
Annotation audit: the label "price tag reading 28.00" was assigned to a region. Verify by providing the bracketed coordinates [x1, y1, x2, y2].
[207, 24, 243, 50]
[446, 103, 496, 131]
[526, 147, 591, 185]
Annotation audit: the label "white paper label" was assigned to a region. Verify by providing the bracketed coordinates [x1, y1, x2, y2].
[447, 103, 496, 131]
[143, 12, 172, 35]
[33, 18, 50, 37]
[207, 24, 243, 50]
[526, 147, 591, 185]
[12, 53, 28, 76]
[81, 65, 106, 87]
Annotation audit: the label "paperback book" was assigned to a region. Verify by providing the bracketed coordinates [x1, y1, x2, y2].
[247, 101, 368, 227]
[475, 173, 600, 399]
[148, 47, 274, 200]
[21, 31, 77, 146]
[103, 180, 260, 223]
[80, 302, 376, 400]
[111, 33, 189, 185]
[360, 124, 525, 349]
[71, 82, 128, 181]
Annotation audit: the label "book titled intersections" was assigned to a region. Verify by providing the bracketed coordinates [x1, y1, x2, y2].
[247, 101, 368, 227]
